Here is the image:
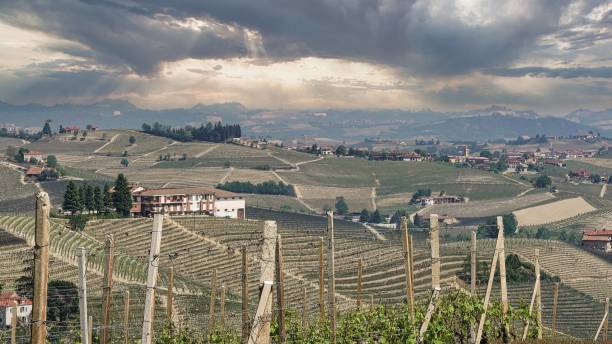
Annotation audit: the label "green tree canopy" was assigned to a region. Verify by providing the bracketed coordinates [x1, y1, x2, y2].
[113, 174, 132, 217]
[46, 155, 58, 168]
[534, 175, 552, 188]
[335, 196, 349, 215]
[62, 181, 81, 214]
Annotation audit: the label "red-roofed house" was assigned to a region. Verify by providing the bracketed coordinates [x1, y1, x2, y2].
[581, 230, 612, 254]
[23, 151, 45, 162]
[25, 166, 44, 179]
[131, 186, 245, 219]
[0, 292, 32, 327]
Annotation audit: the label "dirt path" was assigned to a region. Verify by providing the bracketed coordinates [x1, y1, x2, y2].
[195, 144, 219, 158]
[601, 183, 607, 199]
[500, 173, 531, 187]
[362, 223, 386, 241]
[132, 141, 178, 162]
[272, 171, 317, 212]
[370, 187, 377, 210]
[93, 134, 119, 153]
[515, 188, 534, 198]
[219, 167, 234, 184]
[268, 152, 295, 168]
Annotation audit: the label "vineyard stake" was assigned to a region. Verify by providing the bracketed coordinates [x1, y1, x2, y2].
[319, 237, 325, 320]
[496, 217, 510, 343]
[220, 285, 226, 329]
[535, 248, 542, 340]
[417, 288, 440, 344]
[475, 246, 500, 344]
[370, 295, 374, 311]
[552, 282, 559, 336]
[522, 248, 541, 341]
[101, 234, 115, 344]
[142, 213, 163, 344]
[167, 266, 174, 321]
[604, 297, 609, 341]
[595, 298, 609, 341]
[77, 247, 89, 344]
[471, 231, 477, 294]
[408, 233, 415, 320]
[31, 192, 50, 344]
[123, 290, 130, 344]
[88, 316, 93, 344]
[248, 220, 277, 344]
[302, 285, 308, 327]
[429, 215, 440, 290]
[275, 234, 287, 343]
[11, 304, 16, 344]
[242, 245, 249, 344]
[401, 217, 414, 319]
[326, 211, 337, 344]
[357, 257, 363, 309]
[208, 269, 218, 337]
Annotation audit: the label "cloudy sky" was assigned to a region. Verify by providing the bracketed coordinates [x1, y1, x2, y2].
[0, 0, 611, 114]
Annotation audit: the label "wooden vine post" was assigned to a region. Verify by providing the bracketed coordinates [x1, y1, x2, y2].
[496, 216, 510, 343]
[595, 297, 610, 341]
[31, 192, 50, 344]
[220, 285, 226, 329]
[77, 247, 89, 344]
[417, 214, 441, 344]
[356, 258, 363, 308]
[522, 248, 541, 341]
[302, 285, 308, 327]
[242, 245, 249, 344]
[318, 237, 325, 320]
[535, 249, 542, 339]
[275, 234, 287, 343]
[142, 214, 163, 344]
[475, 233, 502, 344]
[11, 304, 17, 344]
[248, 220, 277, 344]
[552, 282, 559, 336]
[167, 266, 174, 320]
[401, 217, 415, 319]
[123, 290, 130, 344]
[208, 269, 218, 337]
[326, 211, 337, 344]
[470, 231, 477, 294]
[88, 316, 93, 344]
[101, 234, 115, 344]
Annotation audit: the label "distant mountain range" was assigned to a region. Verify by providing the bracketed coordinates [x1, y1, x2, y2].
[0, 99, 609, 141]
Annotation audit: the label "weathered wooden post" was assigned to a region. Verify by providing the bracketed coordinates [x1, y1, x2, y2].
[77, 247, 89, 344]
[522, 248, 541, 341]
[429, 215, 440, 289]
[208, 269, 218, 337]
[31, 192, 50, 344]
[242, 245, 249, 344]
[302, 285, 308, 327]
[595, 298, 610, 341]
[142, 213, 164, 344]
[552, 282, 559, 336]
[496, 216, 510, 343]
[248, 220, 277, 344]
[101, 234, 115, 344]
[535, 249, 542, 340]
[326, 211, 337, 344]
[318, 237, 325, 320]
[471, 231, 477, 294]
[475, 246, 500, 344]
[220, 285, 226, 329]
[11, 304, 17, 344]
[123, 290, 130, 344]
[357, 258, 363, 309]
[275, 234, 286, 343]
[88, 316, 93, 344]
[401, 217, 414, 318]
[167, 266, 174, 320]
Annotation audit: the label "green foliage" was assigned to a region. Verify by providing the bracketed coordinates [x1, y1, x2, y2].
[68, 214, 89, 231]
[359, 208, 370, 222]
[217, 180, 295, 196]
[410, 189, 432, 204]
[478, 214, 516, 238]
[335, 145, 347, 156]
[113, 173, 132, 216]
[120, 158, 129, 167]
[46, 154, 58, 168]
[42, 121, 53, 137]
[142, 121, 241, 143]
[369, 209, 383, 223]
[334, 196, 349, 215]
[534, 175, 552, 188]
[535, 227, 552, 239]
[254, 164, 271, 171]
[103, 183, 113, 213]
[62, 181, 81, 214]
[129, 135, 136, 145]
[47, 280, 80, 341]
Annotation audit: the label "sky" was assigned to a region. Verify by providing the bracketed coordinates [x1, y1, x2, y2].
[0, 0, 611, 115]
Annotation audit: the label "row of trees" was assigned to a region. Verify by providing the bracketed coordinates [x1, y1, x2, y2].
[62, 174, 132, 217]
[142, 121, 241, 142]
[217, 180, 295, 196]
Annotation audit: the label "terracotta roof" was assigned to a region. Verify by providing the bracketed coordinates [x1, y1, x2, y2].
[24, 151, 44, 155]
[136, 187, 238, 198]
[582, 235, 611, 242]
[26, 166, 44, 175]
[583, 230, 612, 236]
[0, 292, 31, 307]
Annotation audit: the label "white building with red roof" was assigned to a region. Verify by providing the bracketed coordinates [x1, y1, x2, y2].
[0, 292, 32, 327]
[131, 186, 245, 219]
[581, 229, 612, 254]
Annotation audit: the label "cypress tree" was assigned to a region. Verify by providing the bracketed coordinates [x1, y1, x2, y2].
[78, 185, 86, 211]
[63, 181, 81, 215]
[103, 184, 113, 214]
[84, 184, 95, 213]
[93, 185, 103, 214]
[113, 174, 132, 217]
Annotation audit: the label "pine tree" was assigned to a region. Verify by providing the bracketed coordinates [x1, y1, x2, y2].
[42, 122, 52, 137]
[78, 185, 86, 212]
[93, 185, 103, 214]
[63, 181, 81, 215]
[113, 174, 132, 217]
[84, 184, 95, 213]
[334, 197, 349, 215]
[103, 184, 113, 214]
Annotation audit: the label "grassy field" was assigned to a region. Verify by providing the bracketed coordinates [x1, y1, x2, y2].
[24, 134, 107, 154]
[0, 137, 26, 156]
[268, 146, 315, 164]
[0, 166, 38, 202]
[245, 194, 312, 213]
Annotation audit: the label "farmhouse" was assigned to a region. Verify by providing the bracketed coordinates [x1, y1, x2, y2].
[23, 151, 45, 162]
[25, 166, 44, 179]
[0, 292, 32, 327]
[131, 186, 246, 219]
[581, 230, 612, 254]
[417, 195, 467, 206]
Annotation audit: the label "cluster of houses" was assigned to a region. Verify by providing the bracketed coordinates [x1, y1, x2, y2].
[130, 186, 246, 219]
[414, 195, 468, 206]
[0, 292, 31, 328]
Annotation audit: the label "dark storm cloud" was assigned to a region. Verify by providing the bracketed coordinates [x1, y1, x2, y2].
[0, 0, 589, 76]
[484, 66, 612, 79]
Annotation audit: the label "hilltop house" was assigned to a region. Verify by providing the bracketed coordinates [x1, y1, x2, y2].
[130, 186, 246, 219]
[581, 230, 612, 254]
[25, 166, 44, 180]
[416, 195, 467, 206]
[23, 151, 45, 162]
[0, 292, 32, 327]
